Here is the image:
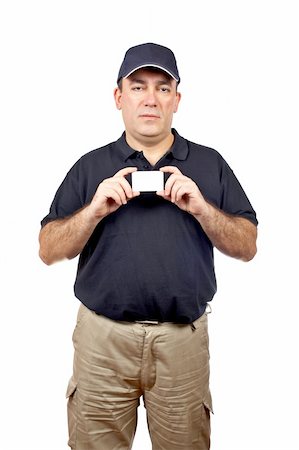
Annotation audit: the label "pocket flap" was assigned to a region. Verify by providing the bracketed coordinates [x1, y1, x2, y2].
[66, 377, 77, 398]
[203, 401, 213, 414]
[204, 390, 213, 414]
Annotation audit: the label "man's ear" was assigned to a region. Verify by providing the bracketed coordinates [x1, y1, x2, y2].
[174, 91, 181, 113]
[114, 87, 122, 110]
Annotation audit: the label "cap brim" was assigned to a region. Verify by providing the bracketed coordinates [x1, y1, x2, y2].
[123, 64, 179, 82]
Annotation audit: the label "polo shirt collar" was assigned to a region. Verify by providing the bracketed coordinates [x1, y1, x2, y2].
[116, 128, 189, 162]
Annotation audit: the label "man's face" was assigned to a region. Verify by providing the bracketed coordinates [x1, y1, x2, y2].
[114, 68, 181, 143]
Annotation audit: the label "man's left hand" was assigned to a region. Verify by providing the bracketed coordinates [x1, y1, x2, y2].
[157, 166, 209, 217]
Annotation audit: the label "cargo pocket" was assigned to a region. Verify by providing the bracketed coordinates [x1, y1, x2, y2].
[197, 394, 213, 450]
[66, 377, 77, 449]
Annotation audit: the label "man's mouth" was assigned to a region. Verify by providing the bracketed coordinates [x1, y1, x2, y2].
[139, 113, 160, 119]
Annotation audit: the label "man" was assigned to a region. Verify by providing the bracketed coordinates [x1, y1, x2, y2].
[39, 43, 258, 450]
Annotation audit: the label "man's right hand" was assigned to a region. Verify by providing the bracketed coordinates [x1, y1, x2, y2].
[87, 167, 140, 222]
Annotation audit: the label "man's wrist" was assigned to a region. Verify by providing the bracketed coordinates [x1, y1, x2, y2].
[193, 201, 213, 223]
[82, 204, 103, 228]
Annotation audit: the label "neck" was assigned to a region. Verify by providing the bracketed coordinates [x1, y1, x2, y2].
[125, 131, 174, 166]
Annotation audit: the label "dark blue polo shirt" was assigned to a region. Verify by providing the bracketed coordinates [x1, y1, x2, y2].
[41, 129, 258, 323]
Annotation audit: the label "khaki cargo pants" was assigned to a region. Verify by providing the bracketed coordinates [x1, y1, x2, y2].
[66, 304, 213, 450]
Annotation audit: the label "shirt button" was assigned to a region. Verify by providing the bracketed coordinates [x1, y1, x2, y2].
[143, 164, 149, 169]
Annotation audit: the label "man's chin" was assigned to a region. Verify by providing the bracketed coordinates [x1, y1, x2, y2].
[137, 125, 162, 138]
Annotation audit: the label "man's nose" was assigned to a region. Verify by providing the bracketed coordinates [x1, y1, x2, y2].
[143, 89, 157, 107]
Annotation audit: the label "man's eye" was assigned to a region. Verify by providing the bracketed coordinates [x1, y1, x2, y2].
[160, 87, 170, 92]
[132, 86, 143, 91]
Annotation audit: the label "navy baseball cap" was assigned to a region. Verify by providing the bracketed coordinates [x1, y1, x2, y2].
[117, 43, 180, 84]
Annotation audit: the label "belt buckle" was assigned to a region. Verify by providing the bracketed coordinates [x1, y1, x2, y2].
[135, 320, 159, 325]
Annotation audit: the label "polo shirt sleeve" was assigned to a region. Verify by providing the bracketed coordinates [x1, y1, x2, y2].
[41, 159, 84, 228]
[219, 158, 258, 226]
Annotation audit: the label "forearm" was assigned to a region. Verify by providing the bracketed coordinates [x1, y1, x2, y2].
[194, 203, 257, 262]
[39, 205, 100, 265]
[39, 167, 139, 265]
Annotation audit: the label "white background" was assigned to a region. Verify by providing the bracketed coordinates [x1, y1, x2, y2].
[1, 1, 298, 449]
